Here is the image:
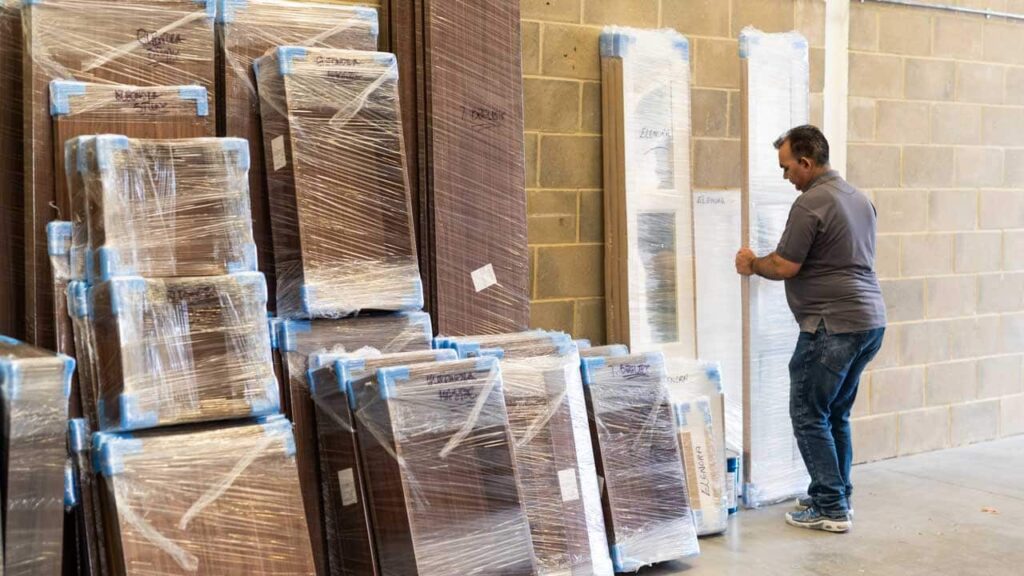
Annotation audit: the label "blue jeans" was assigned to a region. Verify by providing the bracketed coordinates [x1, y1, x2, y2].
[789, 323, 885, 518]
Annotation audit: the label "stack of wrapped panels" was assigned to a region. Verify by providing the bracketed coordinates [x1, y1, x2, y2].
[217, 0, 379, 302]
[354, 357, 538, 575]
[255, 46, 421, 319]
[23, 0, 216, 347]
[0, 337, 75, 575]
[0, 1, 23, 340]
[92, 417, 316, 575]
[580, 352, 699, 572]
[740, 27, 810, 508]
[277, 312, 433, 573]
[500, 351, 614, 575]
[308, 348, 457, 576]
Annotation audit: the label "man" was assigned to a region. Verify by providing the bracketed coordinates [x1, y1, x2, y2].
[735, 125, 886, 533]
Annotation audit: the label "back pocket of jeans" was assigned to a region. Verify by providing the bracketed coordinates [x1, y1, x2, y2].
[819, 334, 859, 374]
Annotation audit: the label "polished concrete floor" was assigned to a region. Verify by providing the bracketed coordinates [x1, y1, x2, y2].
[642, 436, 1024, 576]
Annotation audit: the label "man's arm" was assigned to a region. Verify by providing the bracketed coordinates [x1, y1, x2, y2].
[736, 248, 802, 280]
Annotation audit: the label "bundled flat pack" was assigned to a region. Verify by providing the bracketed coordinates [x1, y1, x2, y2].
[277, 311, 432, 574]
[692, 190, 743, 453]
[0, 1, 23, 341]
[46, 221, 83, 423]
[437, 330, 575, 360]
[71, 135, 256, 283]
[308, 348, 458, 576]
[218, 0, 379, 302]
[51, 81, 214, 208]
[255, 47, 421, 318]
[67, 280, 100, 428]
[600, 28, 695, 358]
[23, 0, 216, 347]
[93, 417, 316, 575]
[580, 352, 699, 572]
[665, 359, 728, 535]
[740, 27, 810, 508]
[67, 418, 106, 576]
[354, 357, 538, 575]
[0, 337, 74, 575]
[90, 272, 278, 432]
[500, 351, 614, 575]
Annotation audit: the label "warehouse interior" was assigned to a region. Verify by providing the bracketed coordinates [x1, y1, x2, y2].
[1, 0, 1022, 574]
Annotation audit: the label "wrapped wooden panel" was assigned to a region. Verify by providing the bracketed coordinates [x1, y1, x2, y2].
[354, 356, 538, 575]
[92, 417, 316, 575]
[580, 352, 699, 572]
[0, 337, 74, 576]
[739, 27, 810, 508]
[599, 27, 695, 358]
[578, 344, 629, 359]
[23, 0, 216, 347]
[72, 135, 256, 283]
[51, 80, 214, 209]
[500, 351, 614, 575]
[90, 273, 278, 432]
[255, 47, 421, 319]
[217, 0, 379, 308]
[0, 1, 23, 340]
[46, 221, 79, 418]
[308, 348, 457, 576]
[437, 330, 574, 361]
[67, 418, 105, 576]
[421, 0, 529, 336]
[276, 312, 432, 575]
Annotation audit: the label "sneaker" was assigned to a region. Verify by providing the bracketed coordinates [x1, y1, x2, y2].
[785, 507, 851, 533]
[795, 496, 854, 519]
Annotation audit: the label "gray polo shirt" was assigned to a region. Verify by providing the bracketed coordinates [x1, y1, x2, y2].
[775, 170, 887, 334]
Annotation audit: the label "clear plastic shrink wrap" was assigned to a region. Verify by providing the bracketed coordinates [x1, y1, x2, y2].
[740, 27, 810, 508]
[0, 0, 24, 341]
[578, 344, 629, 359]
[599, 27, 695, 359]
[90, 272, 278, 432]
[664, 359, 729, 536]
[437, 330, 575, 360]
[218, 0, 379, 305]
[68, 135, 257, 282]
[92, 416, 316, 575]
[51, 81, 214, 207]
[307, 348, 458, 576]
[23, 0, 216, 348]
[0, 337, 75, 576]
[67, 418, 106, 576]
[499, 349, 614, 575]
[255, 46, 421, 319]
[46, 222, 77, 411]
[277, 311, 433, 575]
[580, 352, 699, 572]
[353, 356, 538, 575]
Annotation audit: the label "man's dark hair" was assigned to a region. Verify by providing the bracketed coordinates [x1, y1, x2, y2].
[773, 125, 829, 166]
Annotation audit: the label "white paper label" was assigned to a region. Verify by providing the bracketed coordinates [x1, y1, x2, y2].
[471, 264, 498, 292]
[272, 135, 287, 171]
[558, 468, 580, 502]
[338, 468, 357, 506]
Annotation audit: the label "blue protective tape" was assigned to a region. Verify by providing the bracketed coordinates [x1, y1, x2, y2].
[277, 46, 309, 76]
[196, 0, 216, 19]
[580, 357, 606, 387]
[49, 80, 87, 116]
[454, 341, 481, 359]
[64, 462, 78, 508]
[95, 246, 125, 282]
[119, 394, 159, 431]
[250, 377, 281, 415]
[61, 355, 76, 399]
[377, 366, 410, 401]
[280, 320, 311, 352]
[0, 360, 21, 403]
[261, 416, 297, 457]
[478, 348, 504, 360]
[215, 0, 246, 24]
[95, 433, 144, 476]
[599, 29, 635, 58]
[673, 34, 690, 61]
[178, 85, 209, 117]
[68, 281, 90, 319]
[47, 221, 72, 257]
[68, 418, 88, 454]
[610, 544, 625, 573]
[299, 285, 316, 317]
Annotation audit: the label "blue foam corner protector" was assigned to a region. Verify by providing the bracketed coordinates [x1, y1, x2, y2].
[95, 434, 145, 476]
[68, 281, 90, 319]
[673, 35, 690, 61]
[706, 363, 722, 384]
[108, 276, 145, 317]
[61, 355, 76, 399]
[600, 29, 635, 58]
[228, 242, 259, 274]
[69, 418, 88, 454]
[119, 394, 159, 431]
[454, 341, 481, 359]
[345, 379, 359, 411]
[95, 246, 126, 282]
[46, 221, 72, 256]
[575, 339, 592, 350]
[739, 31, 760, 59]
[0, 334, 21, 346]
[250, 378, 281, 415]
[261, 417, 297, 457]
[436, 349, 458, 362]
[94, 135, 130, 172]
[0, 360, 19, 403]
[220, 137, 251, 171]
[356, 6, 380, 38]
[377, 366, 410, 401]
[196, 0, 216, 19]
[475, 355, 497, 372]
[215, 0, 246, 23]
[280, 320, 311, 352]
[277, 46, 308, 76]
[49, 80, 87, 116]
[580, 357, 605, 387]
[299, 285, 316, 317]
[610, 544, 624, 573]
[64, 462, 77, 507]
[178, 85, 209, 117]
[478, 348, 504, 360]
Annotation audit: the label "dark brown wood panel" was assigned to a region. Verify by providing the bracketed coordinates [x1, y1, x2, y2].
[0, 5, 24, 340]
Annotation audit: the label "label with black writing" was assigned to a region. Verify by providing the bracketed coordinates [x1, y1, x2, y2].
[136, 28, 184, 64]
[114, 89, 167, 112]
[461, 106, 507, 131]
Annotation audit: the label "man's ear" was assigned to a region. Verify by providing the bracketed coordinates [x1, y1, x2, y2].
[799, 157, 812, 169]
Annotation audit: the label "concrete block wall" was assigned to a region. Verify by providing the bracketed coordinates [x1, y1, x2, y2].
[847, 1, 1024, 462]
[522, 0, 826, 343]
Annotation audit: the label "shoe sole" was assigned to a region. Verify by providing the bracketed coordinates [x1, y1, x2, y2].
[786, 515, 851, 533]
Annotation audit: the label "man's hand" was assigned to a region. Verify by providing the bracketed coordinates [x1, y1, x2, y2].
[735, 247, 756, 276]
